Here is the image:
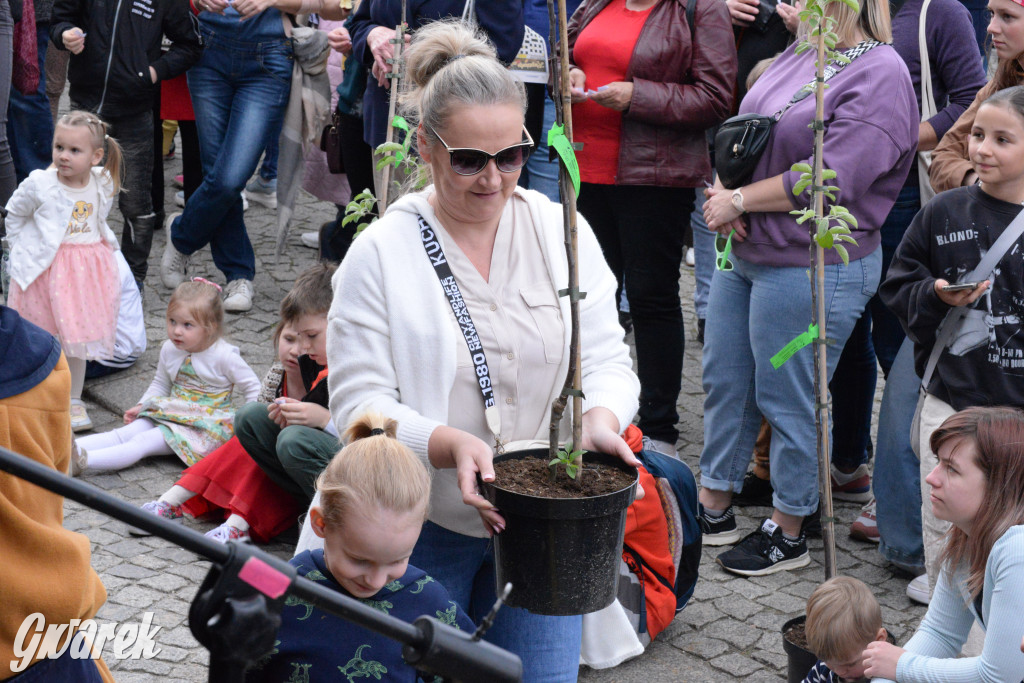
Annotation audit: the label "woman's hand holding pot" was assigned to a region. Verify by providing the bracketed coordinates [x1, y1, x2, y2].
[429, 425, 506, 536]
[581, 408, 644, 500]
[862, 640, 905, 680]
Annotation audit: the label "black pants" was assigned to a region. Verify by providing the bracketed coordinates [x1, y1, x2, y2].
[578, 183, 695, 443]
[74, 101, 155, 283]
[320, 111, 374, 263]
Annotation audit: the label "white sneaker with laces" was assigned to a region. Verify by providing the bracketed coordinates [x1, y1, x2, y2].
[685, 247, 695, 267]
[160, 213, 190, 289]
[300, 231, 319, 249]
[205, 522, 251, 544]
[223, 279, 254, 313]
[907, 573, 931, 605]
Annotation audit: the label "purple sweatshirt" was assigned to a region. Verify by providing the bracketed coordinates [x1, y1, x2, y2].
[892, 0, 987, 182]
[733, 42, 918, 267]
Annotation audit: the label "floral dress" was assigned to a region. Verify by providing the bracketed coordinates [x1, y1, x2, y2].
[138, 356, 236, 466]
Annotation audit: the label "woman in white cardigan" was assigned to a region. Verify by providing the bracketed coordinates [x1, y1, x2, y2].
[324, 21, 639, 683]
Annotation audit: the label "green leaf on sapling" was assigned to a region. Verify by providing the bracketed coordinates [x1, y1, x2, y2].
[834, 243, 850, 265]
[375, 142, 405, 154]
[791, 162, 813, 174]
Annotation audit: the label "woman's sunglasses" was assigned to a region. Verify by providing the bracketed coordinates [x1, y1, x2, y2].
[428, 125, 535, 176]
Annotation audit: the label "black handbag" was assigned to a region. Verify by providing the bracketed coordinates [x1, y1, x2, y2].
[713, 40, 882, 190]
[320, 110, 344, 175]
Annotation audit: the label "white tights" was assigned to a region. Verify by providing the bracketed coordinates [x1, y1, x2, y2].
[76, 419, 174, 471]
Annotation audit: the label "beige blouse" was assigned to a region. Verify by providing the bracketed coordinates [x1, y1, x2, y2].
[431, 194, 568, 537]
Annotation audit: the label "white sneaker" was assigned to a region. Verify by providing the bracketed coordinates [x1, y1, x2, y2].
[70, 398, 92, 433]
[685, 247, 695, 267]
[160, 213, 190, 289]
[907, 573, 931, 605]
[241, 191, 249, 211]
[70, 438, 87, 476]
[223, 279, 254, 313]
[174, 190, 185, 208]
[300, 231, 319, 249]
[245, 176, 277, 209]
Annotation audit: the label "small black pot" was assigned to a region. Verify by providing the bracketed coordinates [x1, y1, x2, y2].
[479, 448, 638, 616]
[782, 613, 896, 682]
[782, 616, 818, 683]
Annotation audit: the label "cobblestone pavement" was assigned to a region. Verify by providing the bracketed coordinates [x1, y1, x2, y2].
[54, 155, 928, 682]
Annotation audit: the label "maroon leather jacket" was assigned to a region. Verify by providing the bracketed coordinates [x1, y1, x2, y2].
[568, 0, 737, 187]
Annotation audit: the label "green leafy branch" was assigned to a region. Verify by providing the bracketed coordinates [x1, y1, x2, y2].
[342, 189, 379, 239]
[549, 441, 585, 481]
[790, 164, 858, 265]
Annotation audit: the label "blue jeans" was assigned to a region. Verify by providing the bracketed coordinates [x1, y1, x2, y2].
[699, 249, 882, 516]
[7, 24, 52, 182]
[830, 183, 920, 469]
[173, 30, 292, 282]
[691, 197, 715, 320]
[410, 521, 582, 683]
[874, 338, 925, 572]
[257, 117, 281, 181]
[522, 96, 560, 202]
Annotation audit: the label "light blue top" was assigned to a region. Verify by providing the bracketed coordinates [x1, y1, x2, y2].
[872, 525, 1024, 683]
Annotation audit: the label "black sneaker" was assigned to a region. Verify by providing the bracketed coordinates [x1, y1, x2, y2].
[698, 504, 742, 546]
[716, 518, 810, 577]
[732, 471, 774, 507]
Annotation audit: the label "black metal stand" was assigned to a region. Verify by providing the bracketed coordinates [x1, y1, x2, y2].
[0, 446, 522, 682]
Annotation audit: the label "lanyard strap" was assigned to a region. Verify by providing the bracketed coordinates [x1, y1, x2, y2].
[773, 40, 881, 121]
[418, 215, 504, 452]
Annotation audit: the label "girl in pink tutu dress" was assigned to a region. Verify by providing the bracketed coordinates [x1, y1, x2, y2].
[5, 111, 124, 432]
[75, 279, 261, 472]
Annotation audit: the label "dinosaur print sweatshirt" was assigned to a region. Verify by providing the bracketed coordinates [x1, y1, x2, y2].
[248, 549, 474, 683]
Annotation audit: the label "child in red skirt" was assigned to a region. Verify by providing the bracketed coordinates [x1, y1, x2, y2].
[5, 111, 124, 432]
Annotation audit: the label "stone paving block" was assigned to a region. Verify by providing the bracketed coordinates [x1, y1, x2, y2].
[104, 538, 153, 559]
[679, 635, 730, 659]
[701, 618, 763, 649]
[676, 600, 724, 628]
[756, 589, 807, 614]
[713, 594, 771, 622]
[709, 652, 763, 677]
[108, 585, 164, 609]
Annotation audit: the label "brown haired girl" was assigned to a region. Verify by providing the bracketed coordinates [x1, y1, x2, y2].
[863, 407, 1024, 680]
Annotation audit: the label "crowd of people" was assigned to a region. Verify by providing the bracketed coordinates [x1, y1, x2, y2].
[3, 0, 1024, 679]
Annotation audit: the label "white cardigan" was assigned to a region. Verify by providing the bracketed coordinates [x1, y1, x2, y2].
[325, 186, 639, 460]
[5, 168, 119, 290]
[139, 338, 261, 405]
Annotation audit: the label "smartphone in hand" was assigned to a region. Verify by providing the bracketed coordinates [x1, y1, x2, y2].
[941, 281, 982, 292]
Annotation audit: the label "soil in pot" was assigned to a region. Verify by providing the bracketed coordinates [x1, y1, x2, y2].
[481, 449, 637, 616]
[492, 456, 635, 498]
[782, 616, 818, 683]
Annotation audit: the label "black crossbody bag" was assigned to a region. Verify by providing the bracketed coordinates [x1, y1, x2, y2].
[713, 40, 879, 189]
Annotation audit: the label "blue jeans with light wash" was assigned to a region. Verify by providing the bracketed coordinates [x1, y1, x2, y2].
[7, 24, 53, 182]
[171, 30, 292, 282]
[410, 521, 582, 683]
[830, 183, 920, 470]
[522, 96, 560, 202]
[691, 196, 715, 320]
[699, 248, 882, 517]
[874, 338, 925, 573]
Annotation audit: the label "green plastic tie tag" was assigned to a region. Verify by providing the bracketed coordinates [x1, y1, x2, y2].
[548, 124, 581, 198]
[770, 323, 819, 369]
[391, 115, 410, 164]
[557, 287, 587, 302]
[564, 388, 586, 398]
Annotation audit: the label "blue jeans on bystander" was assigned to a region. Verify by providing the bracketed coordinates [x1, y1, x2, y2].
[699, 249, 881, 516]
[7, 24, 53, 181]
[171, 30, 292, 282]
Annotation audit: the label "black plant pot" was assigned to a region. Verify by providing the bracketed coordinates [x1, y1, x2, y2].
[782, 616, 818, 683]
[782, 613, 896, 683]
[479, 448, 638, 616]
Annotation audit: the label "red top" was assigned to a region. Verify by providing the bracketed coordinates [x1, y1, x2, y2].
[571, 0, 653, 185]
